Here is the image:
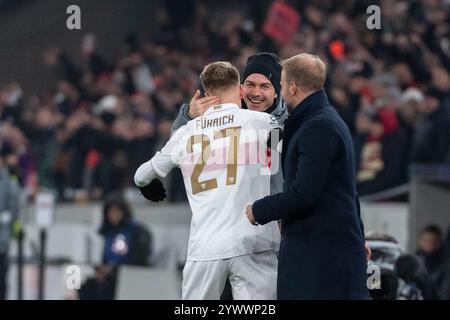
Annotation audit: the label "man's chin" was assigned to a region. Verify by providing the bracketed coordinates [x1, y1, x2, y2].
[247, 103, 269, 112]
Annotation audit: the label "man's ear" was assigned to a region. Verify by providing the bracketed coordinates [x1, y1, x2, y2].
[289, 82, 297, 96]
[240, 85, 244, 99]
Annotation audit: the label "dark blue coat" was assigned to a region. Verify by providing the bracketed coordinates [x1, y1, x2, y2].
[253, 90, 369, 299]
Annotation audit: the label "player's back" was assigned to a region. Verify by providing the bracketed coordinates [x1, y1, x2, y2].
[178, 103, 280, 261]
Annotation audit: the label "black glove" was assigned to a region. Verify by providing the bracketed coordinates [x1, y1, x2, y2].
[138, 178, 167, 202]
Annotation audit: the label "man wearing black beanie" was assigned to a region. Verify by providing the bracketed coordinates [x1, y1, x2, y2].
[241, 53, 283, 113]
[171, 52, 287, 189]
[242, 53, 281, 94]
[171, 52, 288, 132]
[171, 53, 286, 195]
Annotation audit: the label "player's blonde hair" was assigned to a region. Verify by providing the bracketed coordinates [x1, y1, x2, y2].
[200, 61, 240, 93]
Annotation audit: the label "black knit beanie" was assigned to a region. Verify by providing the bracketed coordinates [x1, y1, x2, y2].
[242, 52, 282, 95]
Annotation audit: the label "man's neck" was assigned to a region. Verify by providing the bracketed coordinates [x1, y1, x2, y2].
[289, 90, 316, 112]
[207, 88, 241, 108]
[217, 95, 241, 108]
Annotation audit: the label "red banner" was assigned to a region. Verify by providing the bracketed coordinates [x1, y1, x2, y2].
[263, 1, 300, 45]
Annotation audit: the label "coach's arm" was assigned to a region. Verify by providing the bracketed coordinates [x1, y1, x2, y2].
[252, 120, 337, 224]
[171, 103, 191, 134]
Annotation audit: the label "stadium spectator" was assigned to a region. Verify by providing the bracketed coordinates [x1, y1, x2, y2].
[411, 88, 450, 164]
[397, 88, 424, 154]
[79, 196, 152, 299]
[0, 143, 20, 300]
[99, 196, 152, 267]
[395, 254, 441, 300]
[416, 224, 446, 295]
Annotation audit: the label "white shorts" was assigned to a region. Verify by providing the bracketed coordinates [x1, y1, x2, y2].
[182, 250, 277, 300]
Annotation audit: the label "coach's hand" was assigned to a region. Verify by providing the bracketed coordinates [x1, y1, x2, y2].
[188, 90, 221, 118]
[364, 242, 372, 261]
[246, 205, 258, 226]
[139, 178, 167, 202]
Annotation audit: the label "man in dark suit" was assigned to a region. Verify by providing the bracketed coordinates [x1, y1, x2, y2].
[246, 53, 370, 299]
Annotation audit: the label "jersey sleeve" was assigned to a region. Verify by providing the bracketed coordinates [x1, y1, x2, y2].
[151, 125, 189, 177]
[134, 125, 189, 187]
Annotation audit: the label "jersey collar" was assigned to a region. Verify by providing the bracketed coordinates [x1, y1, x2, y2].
[203, 103, 240, 116]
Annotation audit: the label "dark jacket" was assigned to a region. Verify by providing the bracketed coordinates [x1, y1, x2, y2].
[253, 90, 369, 299]
[395, 254, 441, 300]
[101, 221, 151, 266]
[99, 199, 152, 267]
[416, 247, 446, 295]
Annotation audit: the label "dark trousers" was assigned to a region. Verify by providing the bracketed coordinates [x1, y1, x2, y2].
[220, 278, 233, 300]
[0, 253, 8, 300]
[78, 267, 117, 300]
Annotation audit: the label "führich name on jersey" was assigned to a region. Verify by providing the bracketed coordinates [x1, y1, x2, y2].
[196, 114, 235, 130]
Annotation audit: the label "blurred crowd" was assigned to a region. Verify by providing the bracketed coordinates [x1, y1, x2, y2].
[0, 0, 449, 203]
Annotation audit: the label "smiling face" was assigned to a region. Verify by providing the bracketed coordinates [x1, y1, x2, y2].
[241, 73, 277, 112]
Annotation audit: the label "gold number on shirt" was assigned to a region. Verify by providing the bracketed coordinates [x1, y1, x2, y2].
[186, 134, 217, 194]
[186, 126, 241, 194]
[214, 127, 241, 186]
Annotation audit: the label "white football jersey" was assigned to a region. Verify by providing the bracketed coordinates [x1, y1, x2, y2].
[151, 103, 281, 261]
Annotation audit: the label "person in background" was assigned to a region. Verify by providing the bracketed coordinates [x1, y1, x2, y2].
[411, 88, 450, 164]
[79, 196, 152, 299]
[0, 143, 20, 300]
[397, 88, 424, 158]
[365, 231, 403, 300]
[354, 108, 409, 195]
[99, 196, 152, 266]
[416, 224, 446, 295]
[395, 254, 441, 300]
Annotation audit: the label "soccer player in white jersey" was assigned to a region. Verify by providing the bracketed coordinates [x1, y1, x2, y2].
[134, 61, 280, 300]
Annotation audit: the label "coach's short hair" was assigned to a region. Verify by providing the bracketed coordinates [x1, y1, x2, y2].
[282, 53, 326, 92]
[200, 61, 240, 92]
